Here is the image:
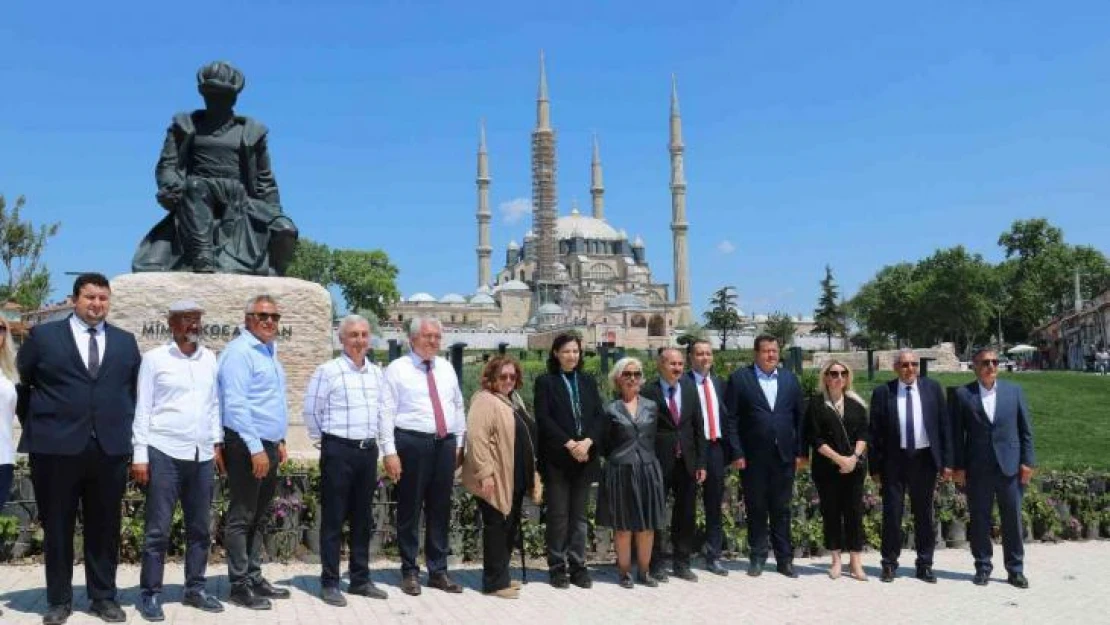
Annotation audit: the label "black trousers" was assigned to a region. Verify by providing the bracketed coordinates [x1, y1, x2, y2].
[650, 458, 696, 571]
[880, 449, 937, 568]
[968, 460, 1025, 575]
[478, 493, 522, 593]
[701, 442, 726, 563]
[139, 447, 215, 597]
[31, 438, 129, 605]
[814, 468, 865, 552]
[543, 464, 591, 574]
[319, 435, 379, 588]
[394, 430, 456, 576]
[741, 456, 795, 562]
[223, 431, 280, 589]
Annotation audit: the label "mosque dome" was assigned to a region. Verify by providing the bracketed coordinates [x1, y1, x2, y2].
[500, 280, 531, 292]
[408, 292, 436, 303]
[469, 293, 496, 306]
[556, 207, 622, 241]
[537, 303, 564, 315]
[439, 293, 466, 304]
[606, 293, 649, 310]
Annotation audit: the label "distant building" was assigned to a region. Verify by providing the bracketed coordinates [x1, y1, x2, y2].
[1032, 288, 1110, 370]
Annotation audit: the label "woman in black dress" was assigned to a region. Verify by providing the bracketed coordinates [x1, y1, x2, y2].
[597, 357, 666, 589]
[807, 359, 870, 581]
[533, 333, 606, 589]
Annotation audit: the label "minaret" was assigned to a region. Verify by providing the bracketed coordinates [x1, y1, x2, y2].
[476, 119, 492, 289]
[669, 75, 693, 326]
[590, 133, 605, 220]
[531, 51, 559, 288]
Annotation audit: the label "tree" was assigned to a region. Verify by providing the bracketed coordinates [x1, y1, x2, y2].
[0, 194, 60, 310]
[703, 286, 742, 350]
[286, 238, 333, 286]
[812, 265, 846, 350]
[914, 246, 995, 356]
[763, 311, 796, 347]
[331, 249, 401, 321]
[847, 263, 920, 346]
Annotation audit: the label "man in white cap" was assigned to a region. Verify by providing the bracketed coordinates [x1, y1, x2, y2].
[132, 300, 224, 621]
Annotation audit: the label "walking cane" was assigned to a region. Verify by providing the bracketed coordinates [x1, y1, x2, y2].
[517, 507, 528, 584]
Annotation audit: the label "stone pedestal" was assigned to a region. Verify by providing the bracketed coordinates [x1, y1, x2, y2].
[110, 273, 333, 457]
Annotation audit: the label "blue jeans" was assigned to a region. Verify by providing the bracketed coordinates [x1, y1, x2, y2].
[139, 447, 215, 597]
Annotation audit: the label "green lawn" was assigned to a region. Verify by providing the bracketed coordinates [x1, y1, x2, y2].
[854, 371, 1110, 471]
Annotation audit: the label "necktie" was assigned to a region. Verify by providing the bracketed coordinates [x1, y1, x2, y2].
[703, 377, 718, 441]
[904, 385, 916, 450]
[424, 360, 448, 438]
[87, 328, 100, 377]
[667, 385, 680, 424]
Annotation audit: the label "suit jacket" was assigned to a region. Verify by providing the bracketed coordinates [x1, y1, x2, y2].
[15, 316, 142, 456]
[806, 395, 869, 481]
[950, 380, 1036, 477]
[868, 377, 947, 476]
[642, 377, 706, 478]
[686, 370, 739, 463]
[724, 365, 805, 464]
[533, 371, 607, 475]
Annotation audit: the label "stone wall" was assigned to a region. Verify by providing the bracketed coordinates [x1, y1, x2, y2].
[812, 342, 963, 373]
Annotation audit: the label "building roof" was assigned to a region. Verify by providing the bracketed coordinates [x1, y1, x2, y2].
[557, 210, 622, 241]
[499, 279, 531, 292]
[469, 293, 496, 306]
[408, 292, 436, 303]
[537, 303, 564, 315]
[607, 293, 649, 310]
[440, 293, 467, 304]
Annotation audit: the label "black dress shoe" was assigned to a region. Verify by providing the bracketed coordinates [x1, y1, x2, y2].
[706, 561, 729, 577]
[251, 578, 291, 599]
[618, 573, 634, 589]
[570, 568, 593, 589]
[400, 573, 422, 596]
[673, 566, 698, 582]
[321, 586, 347, 607]
[348, 582, 389, 599]
[138, 594, 165, 622]
[916, 565, 937, 584]
[428, 572, 463, 593]
[880, 565, 896, 583]
[649, 567, 670, 583]
[549, 571, 570, 589]
[182, 591, 224, 613]
[747, 560, 765, 577]
[636, 572, 659, 588]
[1007, 572, 1029, 589]
[90, 599, 126, 623]
[973, 570, 990, 586]
[43, 603, 72, 625]
[228, 586, 272, 610]
[776, 562, 798, 578]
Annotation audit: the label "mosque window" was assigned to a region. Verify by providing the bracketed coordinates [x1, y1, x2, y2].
[588, 263, 615, 281]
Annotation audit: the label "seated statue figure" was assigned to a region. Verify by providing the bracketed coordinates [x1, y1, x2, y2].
[132, 61, 298, 275]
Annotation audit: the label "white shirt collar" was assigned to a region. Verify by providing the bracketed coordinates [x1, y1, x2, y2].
[978, 382, 997, 396]
[342, 353, 370, 372]
[69, 314, 105, 334]
[167, 341, 206, 360]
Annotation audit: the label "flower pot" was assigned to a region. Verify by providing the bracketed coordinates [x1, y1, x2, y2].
[944, 520, 967, 548]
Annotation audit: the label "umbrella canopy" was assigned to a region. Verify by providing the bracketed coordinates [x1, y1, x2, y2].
[1007, 344, 1036, 354]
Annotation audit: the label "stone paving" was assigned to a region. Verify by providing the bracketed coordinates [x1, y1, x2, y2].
[0, 541, 1103, 624]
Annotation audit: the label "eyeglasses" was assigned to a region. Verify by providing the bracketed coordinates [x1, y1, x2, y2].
[978, 359, 1000, 367]
[497, 373, 517, 381]
[621, 370, 644, 380]
[825, 369, 848, 379]
[249, 312, 282, 323]
[0, 326, 7, 334]
[898, 361, 920, 369]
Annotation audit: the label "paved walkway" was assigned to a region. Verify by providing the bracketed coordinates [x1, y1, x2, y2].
[0, 541, 1103, 624]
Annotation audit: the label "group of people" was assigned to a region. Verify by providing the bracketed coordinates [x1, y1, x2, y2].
[3, 273, 1037, 624]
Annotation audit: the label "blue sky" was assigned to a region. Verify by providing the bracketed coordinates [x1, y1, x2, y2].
[3, 1, 1108, 318]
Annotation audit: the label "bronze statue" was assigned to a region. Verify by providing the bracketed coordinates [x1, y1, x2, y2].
[132, 61, 298, 275]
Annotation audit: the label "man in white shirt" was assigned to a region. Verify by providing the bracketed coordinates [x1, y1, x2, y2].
[381, 316, 466, 596]
[131, 300, 223, 621]
[686, 339, 733, 576]
[303, 315, 389, 606]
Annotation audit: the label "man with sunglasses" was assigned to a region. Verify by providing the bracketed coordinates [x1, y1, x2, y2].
[949, 348, 1035, 589]
[868, 349, 949, 584]
[218, 294, 290, 609]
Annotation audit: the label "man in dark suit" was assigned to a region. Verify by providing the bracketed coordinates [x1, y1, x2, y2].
[949, 347, 1035, 589]
[687, 339, 734, 576]
[868, 349, 948, 583]
[643, 347, 706, 583]
[724, 334, 806, 578]
[16, 273, 142, 625]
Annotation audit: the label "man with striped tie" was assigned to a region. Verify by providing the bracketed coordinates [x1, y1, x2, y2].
[304, 314, 389, 606]
[688, 339, 735, 576]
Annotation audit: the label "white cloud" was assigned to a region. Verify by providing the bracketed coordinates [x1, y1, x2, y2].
[499, 197, 532, 224]
[717, 240, 736, 254]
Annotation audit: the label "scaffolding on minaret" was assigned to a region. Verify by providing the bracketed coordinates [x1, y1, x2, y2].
[531, 51, 563, 308]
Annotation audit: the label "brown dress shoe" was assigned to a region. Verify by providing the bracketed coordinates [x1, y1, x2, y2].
[428, 572, 463, 593]
[400, 573, 422, 596]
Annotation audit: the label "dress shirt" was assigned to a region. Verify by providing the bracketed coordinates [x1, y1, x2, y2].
[379, 352, 465, 456]
[133, 342, 221, 464]
[0, 373, 16, 465]
[659, 378, 682, 417]
[755, 365, 779, 408]
[303, 354, 384, 441]
[978, 383, 997, 423]
[691, 370, 721, 441]
[897, 381, 929, 449]
[218, 329, 288, 455]
[69, 314, 106, 371]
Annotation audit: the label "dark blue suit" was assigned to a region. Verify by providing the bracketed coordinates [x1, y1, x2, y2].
[724, 365, 804, 563]
[951, 380, 1035, 575]
[16, 316, 141, 606]
[687, 370, 734, 564]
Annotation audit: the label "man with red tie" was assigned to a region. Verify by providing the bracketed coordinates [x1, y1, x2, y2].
[644, 348, 706, 582]
[381, 316, 467, 596]
[687, 339, 735, 576]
